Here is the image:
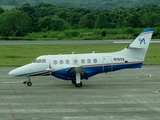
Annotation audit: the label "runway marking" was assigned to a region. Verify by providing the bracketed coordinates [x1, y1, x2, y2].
[31, 118, 39, 120]
[63, 116, 111, 120]
[133, 70, 160, 95]
[0, 81, 22, 84]
[134, 70, 152, 80]
[139, 70, 152, 78]
[126, 70, 153, 83]
[8, 104, 16, 120]
[137, 69, 160, 95]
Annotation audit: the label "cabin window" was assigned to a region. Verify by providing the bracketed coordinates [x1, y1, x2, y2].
[53, 60, 57, 65]
[87, 59, 91, 63]
[81, 59, 85, 64]
[42, 59, 46, 63]
[93, 59, 97, 63]
[60, 60, 63, 64]
[73, 59, 78, 64]
[66, 60, 69, 64]
[37, 59, 41, 63]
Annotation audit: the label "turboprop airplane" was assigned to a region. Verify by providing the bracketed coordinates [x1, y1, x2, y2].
[9, 28, 154, 87]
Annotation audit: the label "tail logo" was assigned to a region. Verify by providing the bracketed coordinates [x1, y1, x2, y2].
[138, 38, 146, 44]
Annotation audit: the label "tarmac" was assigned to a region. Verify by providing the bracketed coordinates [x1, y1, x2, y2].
[0, 66, 160, 120]
[0, 40, 160, 45]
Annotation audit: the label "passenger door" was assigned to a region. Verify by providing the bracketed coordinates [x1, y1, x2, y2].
[103, 56, 112, 72]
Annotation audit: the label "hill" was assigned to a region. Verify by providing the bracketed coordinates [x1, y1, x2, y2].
[0, 0, 160, 9]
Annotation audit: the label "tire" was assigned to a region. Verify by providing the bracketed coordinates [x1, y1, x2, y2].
[27, 82, 32, 86]
[71, 80, 76, 85]
[75, 82, 82, 87]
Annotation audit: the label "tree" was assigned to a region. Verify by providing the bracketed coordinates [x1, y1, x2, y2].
[50, 16, 71, 31]
[0, 7, 4, 13]
[0, 9, 31, 36]
[141, 12, 160, 27]
[38, 16, 71, 31]
[109, 7, 130, 28]
[94, 12, 109, 29]
[38, 16, 52, 31]
[126, 13, 142, 28]
[18, 3, 35, 15]
[78, 13, 96, 29]
[66, 13, 81, 28]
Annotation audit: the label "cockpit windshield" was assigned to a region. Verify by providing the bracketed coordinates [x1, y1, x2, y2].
[32, 59, 38, 63]
[32, 59, 46, 63]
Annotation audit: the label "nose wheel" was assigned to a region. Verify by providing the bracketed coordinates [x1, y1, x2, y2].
[23, 76, 32, 86]
[27, 82, 32, 86]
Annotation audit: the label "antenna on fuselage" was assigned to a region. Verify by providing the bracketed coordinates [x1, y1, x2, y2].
[92, 51, 97, 54]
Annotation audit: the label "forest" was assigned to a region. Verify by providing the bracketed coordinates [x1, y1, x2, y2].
[0, 3, 160, 40]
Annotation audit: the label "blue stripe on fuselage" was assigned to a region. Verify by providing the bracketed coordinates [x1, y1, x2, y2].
[16, 62, 142, 79]
[112, 62, 142, 71]
[16, 70, 50, 77]
[52, 62, 143, 80]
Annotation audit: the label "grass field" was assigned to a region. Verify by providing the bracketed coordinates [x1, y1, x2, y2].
[0, 44, 159, 66]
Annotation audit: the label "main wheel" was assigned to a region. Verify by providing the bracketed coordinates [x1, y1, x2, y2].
[71, 80, 76, 85]
[75, 82, 82, 87]
[27, 82, 32, 86]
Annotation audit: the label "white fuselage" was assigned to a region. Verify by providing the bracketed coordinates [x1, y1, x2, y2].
[8, 28, 154, 87]
[9, 50, 143, 80]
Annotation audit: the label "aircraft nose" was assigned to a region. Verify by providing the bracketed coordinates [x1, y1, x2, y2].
[8, 63, 33, 77]
[8, 70, 17, 76]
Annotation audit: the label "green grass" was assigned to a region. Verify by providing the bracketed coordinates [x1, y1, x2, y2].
[1, 27, 160, 40]
[0, 44, 159, 66]
[25, 28, 142, 40]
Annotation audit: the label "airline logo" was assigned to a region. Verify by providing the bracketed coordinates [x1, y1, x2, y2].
[138, 38, 146, 44]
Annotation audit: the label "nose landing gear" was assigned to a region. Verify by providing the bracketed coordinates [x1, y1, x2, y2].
[23, 76, 32, 86]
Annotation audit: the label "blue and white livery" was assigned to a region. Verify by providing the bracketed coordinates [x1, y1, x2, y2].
[9, 28, 154, 87]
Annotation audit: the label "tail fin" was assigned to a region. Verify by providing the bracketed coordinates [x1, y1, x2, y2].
[128, 28, 154, 49]
[122, 28, 154, 60]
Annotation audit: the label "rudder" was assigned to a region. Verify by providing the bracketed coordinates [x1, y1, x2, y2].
[120, 28, 154, 61]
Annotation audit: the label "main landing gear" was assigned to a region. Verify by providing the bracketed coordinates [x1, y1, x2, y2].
[72, 80, 82, 87]
[23, 76, 32, 86]
[71, 73, 83, 87]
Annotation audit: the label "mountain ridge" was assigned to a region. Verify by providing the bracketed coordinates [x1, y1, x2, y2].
[0, 0, 160, 9]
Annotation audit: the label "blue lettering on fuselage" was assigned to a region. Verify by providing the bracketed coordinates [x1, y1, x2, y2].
[113, 58, 125, 61]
